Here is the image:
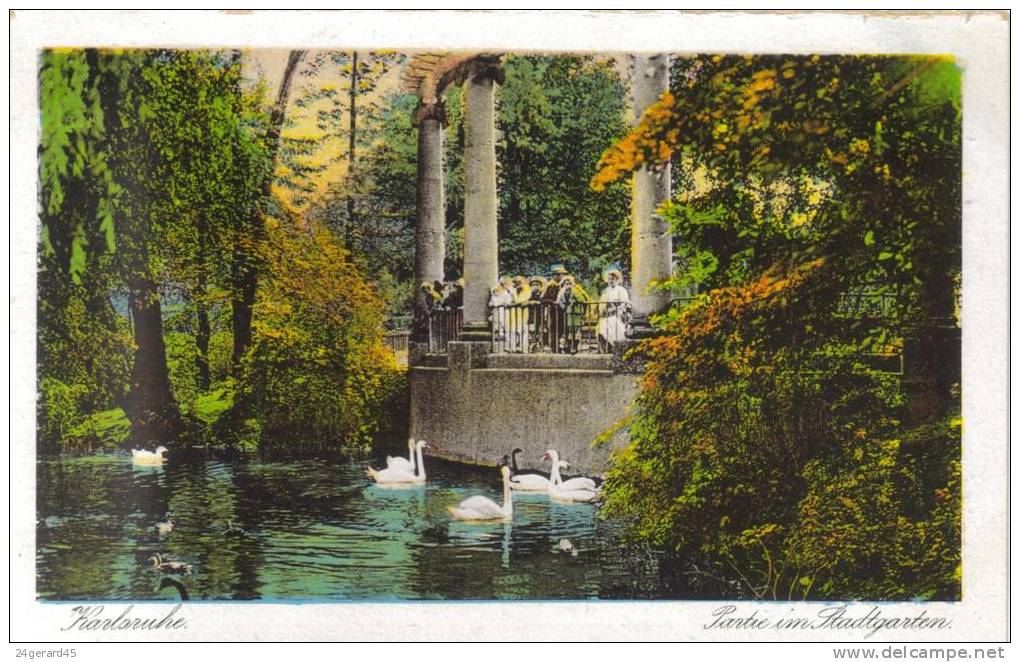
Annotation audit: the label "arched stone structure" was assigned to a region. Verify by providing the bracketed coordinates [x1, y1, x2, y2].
[403, 52, 674, 473]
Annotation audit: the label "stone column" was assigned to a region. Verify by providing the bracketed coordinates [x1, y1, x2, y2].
[459, 64, 501, 340]
[629, 54, 673, 336]
[412, 100, 446, 342]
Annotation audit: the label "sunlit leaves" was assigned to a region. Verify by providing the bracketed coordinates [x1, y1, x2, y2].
[598, 53, 961, 599]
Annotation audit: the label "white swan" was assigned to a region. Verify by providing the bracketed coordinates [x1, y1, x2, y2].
[543, 450, 598, 491]
[447, 465, 514, 521]
[506, 448, 551, 492]
[544, 454, 599, 503]
[367, 440, 428, 485]
[132, 446, 169, 466]
[385, 438, 416, 473]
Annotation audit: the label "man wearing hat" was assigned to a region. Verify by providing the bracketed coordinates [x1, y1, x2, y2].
[598, 265, 631, 350]
[542, 265, 567, 351]
[543, 264, 568, 303]
[445, 277, 465, 310]
[528, 275, 548, 350]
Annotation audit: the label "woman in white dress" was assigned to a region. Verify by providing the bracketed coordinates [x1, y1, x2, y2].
[488, 283, 513, 342]
[597, 266, 630, 350]
[508, 276, 532, 352]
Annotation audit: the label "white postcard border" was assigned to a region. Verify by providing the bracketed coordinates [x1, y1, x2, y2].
[9, 9, 1009, 642]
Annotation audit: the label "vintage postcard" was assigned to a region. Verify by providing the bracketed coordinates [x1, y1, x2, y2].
[9, 9, 1009, 645]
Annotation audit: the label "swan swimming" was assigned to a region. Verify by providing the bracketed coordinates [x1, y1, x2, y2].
[385, 438, 416, 473]
[505, 448, 552, 492]
[447, 465, 514, 522]
[545, 454, 599, 503]
[367, 440, 429, 485]
[543, 450, 598, 491]
[132, 446, 169, 466]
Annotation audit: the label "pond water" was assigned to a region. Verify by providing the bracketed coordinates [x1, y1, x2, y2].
[37, 451, 684, 601]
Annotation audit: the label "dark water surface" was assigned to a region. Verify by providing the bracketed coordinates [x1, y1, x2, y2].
[37, 451, 678, 601]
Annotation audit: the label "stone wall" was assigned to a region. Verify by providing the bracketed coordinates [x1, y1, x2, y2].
[409, 342, 638, 476]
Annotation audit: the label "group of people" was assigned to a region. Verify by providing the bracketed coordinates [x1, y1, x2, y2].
[488, 264, 631, 353]
[421, 264, 631, 353]
[421, 278, 464, 312]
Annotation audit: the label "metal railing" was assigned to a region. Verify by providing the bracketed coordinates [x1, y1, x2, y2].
[489, 300, 631, 355]
[383, 330, 410, 367]
[836, 290, 898, 319]
[428, 308, 463, 354]
[674, 288, 898, 318]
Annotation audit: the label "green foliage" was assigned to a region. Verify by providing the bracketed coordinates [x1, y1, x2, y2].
[164, 328, 200, 407]
[38, 49, 408, 458]
[494, 55, 631, 279]
[38, 378, 91, 453]
[310, 91, 419, 288]
[64, 408, 132, 453]
[193, 383, 235, 425]
[286, 51, 402, 209]
[38, 48, 273, 449]
[785, 412, 960, 600]
[238, 220, 405, 453]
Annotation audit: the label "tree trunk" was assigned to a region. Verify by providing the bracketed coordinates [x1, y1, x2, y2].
[231, 49, 305, 370]
[125, 276, 183, 446]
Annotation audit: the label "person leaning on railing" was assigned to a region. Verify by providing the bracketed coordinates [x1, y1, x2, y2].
[421, 281, 442, 311]
[444, 277, 464, 310]
[556, 275, 590, 353]
[528, 275, 548, 351]
[488, 281, 513, 342]
[508, 275, 532, 352]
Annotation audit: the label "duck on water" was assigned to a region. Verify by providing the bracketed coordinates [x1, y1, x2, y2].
[132, 446, 169, 466]
[150, 553, 192, 575]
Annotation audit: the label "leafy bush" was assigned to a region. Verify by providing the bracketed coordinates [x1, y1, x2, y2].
[38, 377, 90, 452]
[63, 407, 132, 452]
[165, 329, 200, 410]
[601, 279, 960, 600]
[594, 53, 961, 601]
[236, 221, 404, 454]
[192, 383, 234, 425]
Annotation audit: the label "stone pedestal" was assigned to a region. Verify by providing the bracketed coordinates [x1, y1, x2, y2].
[412, 102, 446, 341]
[446, 340, 490, 371]
[410, 354, 638, 474]
[408, 341, 430, 367]
[460, 68, 500, 340]
[629, 54, 673, 333]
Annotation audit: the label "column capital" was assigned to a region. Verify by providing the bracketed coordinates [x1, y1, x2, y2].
[413, 99, 446, 126]
[454, 55, 504, 87]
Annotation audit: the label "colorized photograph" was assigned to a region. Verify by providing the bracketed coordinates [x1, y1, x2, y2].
[36, 46, 961, 603]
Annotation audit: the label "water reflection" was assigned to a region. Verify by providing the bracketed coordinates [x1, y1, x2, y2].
[37, 451, 682, 601]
